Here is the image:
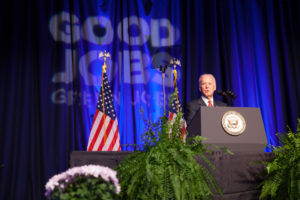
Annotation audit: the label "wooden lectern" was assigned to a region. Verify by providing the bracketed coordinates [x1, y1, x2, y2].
[186, 107, 267, 152]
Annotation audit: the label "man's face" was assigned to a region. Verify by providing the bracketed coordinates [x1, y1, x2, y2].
[199, 75, 216, 99]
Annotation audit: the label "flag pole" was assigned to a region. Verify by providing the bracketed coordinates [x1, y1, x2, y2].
[170, 58, 181, 113]
[99, 50, 111, 146]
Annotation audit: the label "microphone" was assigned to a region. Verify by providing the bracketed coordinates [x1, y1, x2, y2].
[216, 90, 227, 97]
[216, 90, 237, 107]
[225, 90, 237, 100]
[216, 90, 236, 99]
[159, 65, 168, 73]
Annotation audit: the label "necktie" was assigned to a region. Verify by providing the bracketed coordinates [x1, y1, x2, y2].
[208, 100, 213, 107]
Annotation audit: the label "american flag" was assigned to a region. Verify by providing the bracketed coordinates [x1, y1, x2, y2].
[168, 89, 187, 141]
[87, 72, 121, 151]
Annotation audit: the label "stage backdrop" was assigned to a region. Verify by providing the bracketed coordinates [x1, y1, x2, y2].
[1, 0, 300, 199]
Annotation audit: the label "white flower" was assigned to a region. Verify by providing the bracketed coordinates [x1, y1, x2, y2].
[45, 164, 121, 198]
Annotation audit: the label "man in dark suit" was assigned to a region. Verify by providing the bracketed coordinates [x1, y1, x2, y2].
[186, 74, 227, 125]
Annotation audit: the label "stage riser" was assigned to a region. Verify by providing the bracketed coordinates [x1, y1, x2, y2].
[70, 151, 274, 200]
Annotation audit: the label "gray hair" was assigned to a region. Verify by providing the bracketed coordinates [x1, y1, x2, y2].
[198, 74, 217, 87]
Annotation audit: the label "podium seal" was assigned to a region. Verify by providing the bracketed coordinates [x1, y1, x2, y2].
[222, 111, 246, 136]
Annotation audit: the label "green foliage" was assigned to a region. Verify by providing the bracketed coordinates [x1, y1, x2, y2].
[117, 113, 223, 200]
[49, 176, 119, 200]
[259, 119, 300, 200]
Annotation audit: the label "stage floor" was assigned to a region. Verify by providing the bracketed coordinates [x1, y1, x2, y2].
[70, 151, 274, 200]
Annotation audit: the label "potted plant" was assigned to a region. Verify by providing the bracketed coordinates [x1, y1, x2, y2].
[259, 119, 300, 200]
[117, 110, 223, 200]
[45, 164, 120, 200]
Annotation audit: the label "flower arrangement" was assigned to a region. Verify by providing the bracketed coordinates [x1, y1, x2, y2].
[45, 164, 120, 200]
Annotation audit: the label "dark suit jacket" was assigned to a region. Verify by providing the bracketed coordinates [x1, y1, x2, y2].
[185, 97, 227, 125]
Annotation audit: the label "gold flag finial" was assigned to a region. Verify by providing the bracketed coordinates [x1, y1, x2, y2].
[99, 50, 111, 73]
[170, 58, 181, 69]
[170, 58, 181, 88]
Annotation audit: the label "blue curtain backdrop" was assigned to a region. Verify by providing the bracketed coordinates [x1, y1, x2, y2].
[1, 0, 300, 199]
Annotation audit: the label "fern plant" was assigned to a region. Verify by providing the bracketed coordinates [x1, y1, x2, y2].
[259, 119, 300, 200]
[117, 112, 223, 200]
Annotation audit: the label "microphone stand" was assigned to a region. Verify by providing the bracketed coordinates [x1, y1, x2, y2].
[160, 65, 168, 116]
[225, 90, 236, 106]
[225, 95, 231, 106]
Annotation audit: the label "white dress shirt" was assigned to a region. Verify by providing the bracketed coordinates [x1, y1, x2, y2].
[201, 96, 214, 106]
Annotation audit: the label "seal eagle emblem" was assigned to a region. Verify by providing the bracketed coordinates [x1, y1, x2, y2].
[222, 111, 246, 136]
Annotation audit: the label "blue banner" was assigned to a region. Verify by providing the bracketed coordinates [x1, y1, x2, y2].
[47, 1, 182, 150]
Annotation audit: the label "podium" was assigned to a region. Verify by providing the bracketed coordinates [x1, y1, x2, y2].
[186, 107, 267, 152]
